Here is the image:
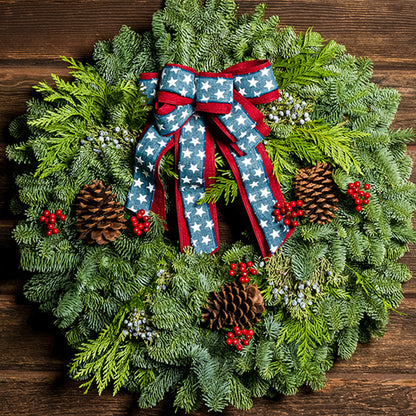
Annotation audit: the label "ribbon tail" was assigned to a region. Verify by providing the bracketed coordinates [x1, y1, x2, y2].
[126, 125, 173, 228]
[175, 115, 219, 254]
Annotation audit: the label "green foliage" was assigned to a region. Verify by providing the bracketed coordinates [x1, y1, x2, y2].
[6, 0, 416, 413]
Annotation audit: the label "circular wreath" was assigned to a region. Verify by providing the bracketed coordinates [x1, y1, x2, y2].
[7, 1, 416, 413]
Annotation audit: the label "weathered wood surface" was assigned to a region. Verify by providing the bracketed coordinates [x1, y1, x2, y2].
[0, 1, 415, 415]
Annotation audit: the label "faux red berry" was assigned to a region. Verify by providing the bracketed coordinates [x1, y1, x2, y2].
[46, 230, 53, 237]
[274, 203, 282, 209]
[364, 193, 371, 199]
[363, 199, 369, 205]
[273, 209, 280, 216]
[47, 223, 54, 230]
[364, 183, 370, 190]
[283, 219, 291, 226]
[44, 210, 50, 217]
[226, 338, 233, 345]
[229, 270, 236, 277]
[55, 209, 62, 216]
[40, 216, 46, 222]
[247, 261, 253, 267]
[296, 200, 303, 207]
[52, 228, 59, 234]
[60, 214, 66, 221]
[144, 221, 150, 228]
[290, 200, 297, 207]
[242, 329, 247, 335]
[291, 211, 297, 218]
[243, 339, 250, 346]
[352, 193, 358, 199]
[354, 181, 361, 188]
[276, 215, 283, 222]
[280, 208, 286, 215]
[247, 329, 254, 336]
[230, 263, 237, 269]
[348, 183, 355, 189]
[355, 198, 362, 205]
[227, 332, 234, 339]
[297, 210, 303, 217]
[355, 205, 362, 212]
[292, 221, 299, 227]
[250, 269, 257, 275]
[143, 227, 149, 233]
[234, 326, 240, 333]
[284, 202, 290, 208]
[236, 344, 243, 351]
[232, 338, 239, 345]
[347, 189, 353, 195]
[143, 215, 149, 222]
[239, 276, 245, 284]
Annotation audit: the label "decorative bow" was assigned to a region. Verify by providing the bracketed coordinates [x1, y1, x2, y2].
[126, 60, 292, 257]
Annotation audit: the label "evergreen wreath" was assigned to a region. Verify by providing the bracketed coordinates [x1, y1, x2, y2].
[7, 0, 416, 412]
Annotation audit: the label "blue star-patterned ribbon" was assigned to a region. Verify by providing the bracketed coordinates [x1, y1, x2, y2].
[126, 60, 292, 256]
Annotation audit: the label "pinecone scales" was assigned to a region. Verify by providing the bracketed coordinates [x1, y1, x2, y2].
[202, 283, 265, 330]
[76, 180, 127, 245]
[293, 163, 339, 224]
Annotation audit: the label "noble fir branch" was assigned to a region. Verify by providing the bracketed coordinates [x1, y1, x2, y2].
[273, 30, 341, 89]
[198, 170, 238, 205]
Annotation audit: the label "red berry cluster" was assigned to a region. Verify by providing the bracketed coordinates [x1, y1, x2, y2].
[39, 209, 66, 236]
[347, 182, 371, 212]
[131, 209, 150, 236]
[273, 200, 303, 228]
[226, 326, 254, 351]
[228, 261, 257, 284]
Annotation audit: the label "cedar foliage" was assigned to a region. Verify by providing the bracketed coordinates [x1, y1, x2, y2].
[7, 0, 416, 413]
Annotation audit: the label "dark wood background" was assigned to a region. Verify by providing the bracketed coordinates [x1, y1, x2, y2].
[0, 1, 415, 415]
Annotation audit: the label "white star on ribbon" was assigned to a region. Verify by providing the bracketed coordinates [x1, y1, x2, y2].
[166, 113, 175, 123]
[271, 229, 281, 239]
[147, 162, 154, 172]
[202, 235, 212, 244]
[179, 87, 188, 96]
[236, 115, 246, 125]
[248, 77, 259, 87]
[259, 204, 269, 214]
[196, 150, 205, 159]
[182, 148, 192, 158]
[242, 158, 252, 168]
[134, 178, 143, 188]
[239, 88, 246, 96]
[171, 67, 180, 74]
[250, 181, 259, 188]
[182, 176, 192, 184]
[264, 80, 274, 90]
[215, 90, 225, 100]
[145, 146, 154, 156]
[183, 123, 194, 133]
[201, 95, 209, 102]
[201, 81, 211, 91]
[183, 74, 193, 85]
[184, 194, 195, 204]
[249, 194, 257, 203]
[189, 163, 199, 174]
[191, 222, 201, 232]
[190, 137, 201, 146]
[260, 219, 268, 228]
[147, 131, 156, 140]
[216, 78, 226, 86]
[146, 183, 155, 193]
[197, 125, 205, 135]
[254, 168, 263, 177]
[167, 78, 177, 87]
[235, 76, 242, 83]
[195, 207, 205, 217]
[205, 220, 214, 229]
[247, 133, 257, 143]
[260, 188, 271, 198]
[260, 67, 270, 77]
[136, 194, 148, 204]
[242, 172, 250, 181]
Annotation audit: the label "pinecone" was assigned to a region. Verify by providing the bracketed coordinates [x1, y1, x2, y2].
[75, 179, 127, 245]
[201, 282, 265, 330]
[293, 163, 339, 224]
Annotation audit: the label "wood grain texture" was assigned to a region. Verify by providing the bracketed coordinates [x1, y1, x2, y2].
[0, 1, 415, 415]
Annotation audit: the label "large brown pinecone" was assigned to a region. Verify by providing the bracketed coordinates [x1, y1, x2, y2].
[75, 179, 127, 245]
[293, 163, 339, 224]
[201, 282, 265, 330]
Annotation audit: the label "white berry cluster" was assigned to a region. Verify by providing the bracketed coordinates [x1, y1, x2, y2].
[80, 126, 135, 156]
[265, 91, 312, 126]
[122, 308, 160, 342]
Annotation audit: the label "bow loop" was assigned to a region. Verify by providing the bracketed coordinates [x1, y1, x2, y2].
[128, 60, 292, 257]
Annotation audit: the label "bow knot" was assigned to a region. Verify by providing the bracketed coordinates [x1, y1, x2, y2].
[128, 60, 292, 257]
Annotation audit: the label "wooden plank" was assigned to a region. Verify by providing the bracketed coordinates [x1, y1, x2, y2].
[1, 0, 415, 68]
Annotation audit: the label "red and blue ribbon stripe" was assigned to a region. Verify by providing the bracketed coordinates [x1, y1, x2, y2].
[126, 60, 293, 257]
